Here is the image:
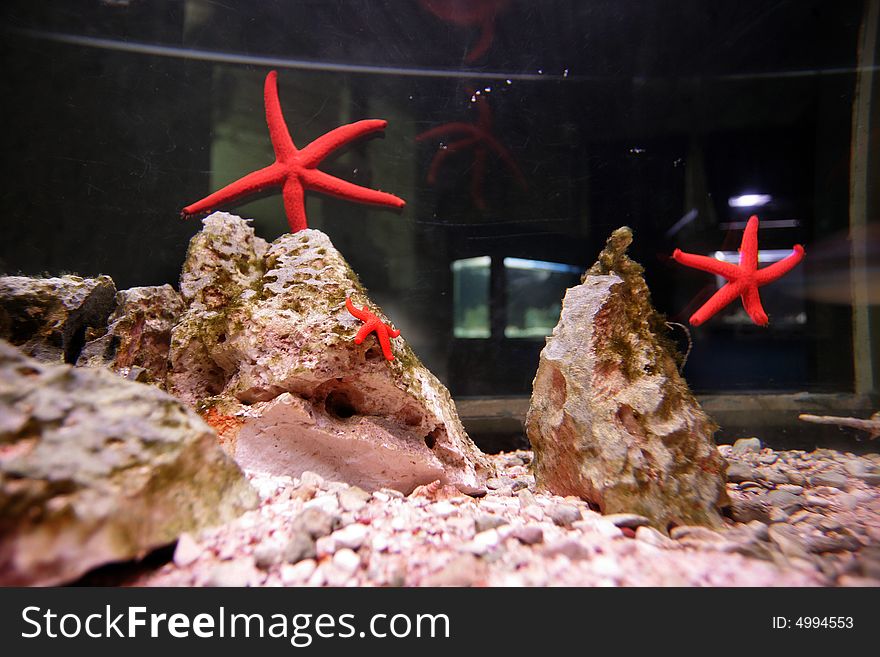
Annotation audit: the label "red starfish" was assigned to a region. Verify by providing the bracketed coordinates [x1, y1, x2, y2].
[672, 215, 805, 327]
[415, 89, 526, 210]
[345, 297, 401, 361]
[182, 70, 405, 233]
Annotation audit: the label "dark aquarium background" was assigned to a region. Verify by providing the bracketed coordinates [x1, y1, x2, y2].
[1, 0, 878, 450]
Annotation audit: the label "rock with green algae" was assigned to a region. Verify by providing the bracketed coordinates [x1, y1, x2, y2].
[168, 212, 491, 495]
[0, 274, 117, 364]
[0, 339, 258, 586]
[525, 227, 728, 531]
[77, 284, 186, 384]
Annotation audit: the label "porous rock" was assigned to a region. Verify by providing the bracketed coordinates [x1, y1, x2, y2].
[77, 285, 185, 384]
[0, 340, 258, 586]
[525, 227, 728, 531]
[0, 274, 116, 364]
[168, 212, 491, 495]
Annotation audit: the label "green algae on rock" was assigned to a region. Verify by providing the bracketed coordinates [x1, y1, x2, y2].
[0, 340, 258, 586]
[526, 227, 728, 531]
[168, 212, 491, 495]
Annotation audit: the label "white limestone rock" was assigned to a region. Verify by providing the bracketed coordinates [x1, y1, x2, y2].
[0, 340, 258, 585]
[0, 274, 117, 364]
[168, 212, 491, 495]
[526, 227, 728, 531]
[77, 284, 185, 384]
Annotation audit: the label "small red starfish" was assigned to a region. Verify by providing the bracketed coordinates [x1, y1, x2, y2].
[672, 215, 805, 327]
[182, 70, 405, 233]
[416, 89, 526, 210]
[345, 297, 401, 361]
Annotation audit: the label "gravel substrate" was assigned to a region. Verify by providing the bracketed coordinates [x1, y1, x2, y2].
[130, 443, 880, 587]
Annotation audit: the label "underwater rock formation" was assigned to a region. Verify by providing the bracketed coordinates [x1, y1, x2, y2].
[77, 284, 186, 384]
[0, 340, 257, 585]
[168, 212, 491, 495]
[525, 227, 728, 531]
[0, 274, 117, 364]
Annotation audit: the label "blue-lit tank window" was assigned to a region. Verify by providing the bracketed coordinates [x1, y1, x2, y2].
[451, 256, 490, 338]
[504, 258, 581, 339]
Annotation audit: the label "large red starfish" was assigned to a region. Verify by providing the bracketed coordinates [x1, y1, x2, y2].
[672, 215, 805, 327]
[416, 90, 526, 210]
[182, 70, 405, 233]
[346, 297, 401, 361]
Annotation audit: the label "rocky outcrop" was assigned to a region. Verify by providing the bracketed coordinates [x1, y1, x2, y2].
[0, 275, 116, 364]
[0, 340, 258, 586]
[77, 285, 186, 384]
[168, 212, 491, 495]
[526, 227, 728, 531]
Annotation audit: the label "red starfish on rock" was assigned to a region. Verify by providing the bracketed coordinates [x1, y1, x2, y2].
[672, 215, 805, 327]
[416, 90, 526, 210]
[182, 70, 405, 233]
[346, 297, 401, 361]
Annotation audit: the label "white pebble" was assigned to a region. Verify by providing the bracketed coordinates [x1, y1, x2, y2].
[432, 501, 456, 517]
[332, 523, 369, 550]
[173, 533, 202, 567]
[463, 529, 500, 555]
[333, 548, 361, 575]
[280, 559, 316, 585]
[304, 493, 340, 515]
[299, 471, 325, 488]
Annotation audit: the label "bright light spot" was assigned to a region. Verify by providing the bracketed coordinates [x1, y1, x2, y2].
[452, 256, 491, 271]
[728, 194, 772, 208]
[503, 257, 581, 274]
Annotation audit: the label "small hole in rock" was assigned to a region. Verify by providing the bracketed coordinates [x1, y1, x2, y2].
[326, 391, 357, 419]
[424, 432, 437, 449]
[217, 333, 226, 343]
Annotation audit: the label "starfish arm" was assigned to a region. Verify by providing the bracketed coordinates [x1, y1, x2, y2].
[741, 285, 769, 326]
[426, 135, 482, 183]
[755, 245, 805, 285]
[182, 163, 286, 216]
[465, 17, 496, 62]
[479, 132, 528, 189]
[300, 120, 389, 167]
[301, 169, 406, 210]
[264, 71, 298, 162]
[345, 297, 371, 322]
[354, 322, 376, 345]
[281, 177, 308, 232]
[738, 215, 760, 273]
[376, 330, 396, 361]
[387, 327, 401, 338]
[672, 249, 741, 280]
[689, 281, 743, 326]
[415, 123, 481, 142]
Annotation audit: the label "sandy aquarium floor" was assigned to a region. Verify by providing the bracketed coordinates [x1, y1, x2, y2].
[112, 443, 880, 588]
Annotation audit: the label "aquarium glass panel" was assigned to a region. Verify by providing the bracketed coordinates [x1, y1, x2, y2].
[504, 258, 581, 338]
[2, 0, 878, 450]
[452, 256, 490, 338]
